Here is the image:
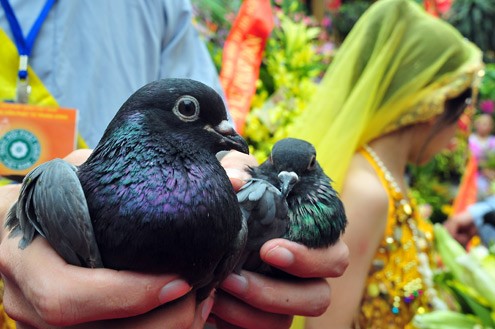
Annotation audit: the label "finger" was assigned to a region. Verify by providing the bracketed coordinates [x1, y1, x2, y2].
[4, 275, 197, 329]
[225, 170, 250, 192]
[0, 236, 191, 325]
[219, 271, 330, 317]
[190, 291, 215, 329]
[260, 238, 349, 278]
[220, 150, 258, 169]
[221, 150, 258, 191]
[63, 149, 93, 166]
[74, 294, 197, 329]
[212, 290, 293, 329]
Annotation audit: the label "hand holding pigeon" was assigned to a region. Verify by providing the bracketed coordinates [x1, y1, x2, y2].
[6, 78, 249, 301]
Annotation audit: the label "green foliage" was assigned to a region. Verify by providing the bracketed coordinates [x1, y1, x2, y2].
[480, 150, 495, 170]
[192, 0, 241, 25]
[193, 1, 334, 162]
[329, 1, 371, 45]
[244, 12, 330, 160]
[410, 174, 456, 224]
[480, 64, 495, 101]
[429, 226, 495, 328]
[446, 0, 495, 62]
[191, 0, 242, 72]
[410, 137, 469, 223]
[272, 0, 308, 15]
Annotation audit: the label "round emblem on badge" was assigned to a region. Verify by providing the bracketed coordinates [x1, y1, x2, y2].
[0, 129, 41, 170]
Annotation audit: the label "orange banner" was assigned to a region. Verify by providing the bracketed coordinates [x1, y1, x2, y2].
[220, 0, 274, 134]
[0, 102, 77, 176]
[424, 0, 452, 16]
[452, 154, 478, 214]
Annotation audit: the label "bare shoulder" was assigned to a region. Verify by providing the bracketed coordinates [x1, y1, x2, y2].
[341, 152, 389, 226]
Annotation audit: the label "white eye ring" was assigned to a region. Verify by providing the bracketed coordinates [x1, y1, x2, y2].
[173, 95, 200, 122]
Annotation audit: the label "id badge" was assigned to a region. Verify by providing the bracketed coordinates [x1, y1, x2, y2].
[0, 102, 78, 177]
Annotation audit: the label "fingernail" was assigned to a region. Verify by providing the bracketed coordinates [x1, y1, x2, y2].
[159, 279, 191, 304]
[264, 245, 295, 268]
[220, 273, 248, 295]
[201, 296, 215, 321]
[224, 168, 250, 181]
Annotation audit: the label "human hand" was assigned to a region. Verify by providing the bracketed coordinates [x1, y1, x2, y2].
[0, 150, 210, 328]
[219, 149, 258, 191]
[218, 151, 350, 329]
[211, 239, 349, 329]
[444, 210, 478, 246]
[1, 225, 211, 328]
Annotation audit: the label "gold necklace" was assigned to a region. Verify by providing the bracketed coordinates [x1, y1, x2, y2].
[363, 144, 447, 311]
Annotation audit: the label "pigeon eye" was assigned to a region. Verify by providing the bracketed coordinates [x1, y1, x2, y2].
[307, 156, 317, 170]
[173, 96, 200, 122]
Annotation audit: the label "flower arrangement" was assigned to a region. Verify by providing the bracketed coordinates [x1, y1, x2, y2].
[479, 99, 495, 115]
[193, 0, 335, 161]
[410, 134, 470, 223]
[413, 224, 495, 328]
[192, 0, 242, 72]
[480, 150, 495, 171]
[478, 64, 495, 118]
[244, 9, 332, 160]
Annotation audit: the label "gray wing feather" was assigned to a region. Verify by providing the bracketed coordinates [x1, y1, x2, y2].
[236, 179, 289, 272]
[237, 179, 289, 239]
[6, 159, 103, 268]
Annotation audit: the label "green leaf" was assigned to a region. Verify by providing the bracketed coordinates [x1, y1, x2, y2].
[448, 280, 495, 327]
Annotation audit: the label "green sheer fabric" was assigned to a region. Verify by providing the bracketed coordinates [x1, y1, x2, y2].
[290, 0, 483, 192]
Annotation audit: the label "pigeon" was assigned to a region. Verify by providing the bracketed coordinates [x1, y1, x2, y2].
[236, 138, 347, 274]
[6, 78, 249, 301]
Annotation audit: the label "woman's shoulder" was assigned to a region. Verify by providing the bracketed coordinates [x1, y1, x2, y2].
[340, 152, 390, 253]
[341, 152, 389, 219]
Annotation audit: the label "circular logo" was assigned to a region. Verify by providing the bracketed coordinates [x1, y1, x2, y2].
[0, 129, 41, 170]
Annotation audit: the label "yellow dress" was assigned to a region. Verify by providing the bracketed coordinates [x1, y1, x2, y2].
[354, 148, 435, 329]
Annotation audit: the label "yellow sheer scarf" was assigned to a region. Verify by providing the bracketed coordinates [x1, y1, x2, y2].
[290, 0, 483, 193]
[289, 1, 481, 328]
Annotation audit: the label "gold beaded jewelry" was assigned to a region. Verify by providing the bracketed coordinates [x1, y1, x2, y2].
[353, 145, 446, 329]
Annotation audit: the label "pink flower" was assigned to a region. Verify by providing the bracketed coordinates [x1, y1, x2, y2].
[480, 100, 495, 114]
[321, 16, 331, 28]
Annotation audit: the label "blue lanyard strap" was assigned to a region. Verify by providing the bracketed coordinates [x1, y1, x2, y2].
[0, 0, 56, 79]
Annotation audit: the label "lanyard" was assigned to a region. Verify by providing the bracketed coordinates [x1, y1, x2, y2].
[0, 0, 56, 103]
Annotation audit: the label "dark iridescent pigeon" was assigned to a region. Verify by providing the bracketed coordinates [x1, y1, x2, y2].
[6, 78, 249, 301]
[236, 138, 347, 274]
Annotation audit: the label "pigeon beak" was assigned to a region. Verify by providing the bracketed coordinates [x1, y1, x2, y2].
[209, 120, 249, 154]
[278, 171, 299, 197]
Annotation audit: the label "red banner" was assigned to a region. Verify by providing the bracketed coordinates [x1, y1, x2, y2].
[220, 0, 274, 135]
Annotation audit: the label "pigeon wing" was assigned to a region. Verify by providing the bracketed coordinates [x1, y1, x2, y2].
[236, 179, 289, 272]
[6, 159, 103, 268]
